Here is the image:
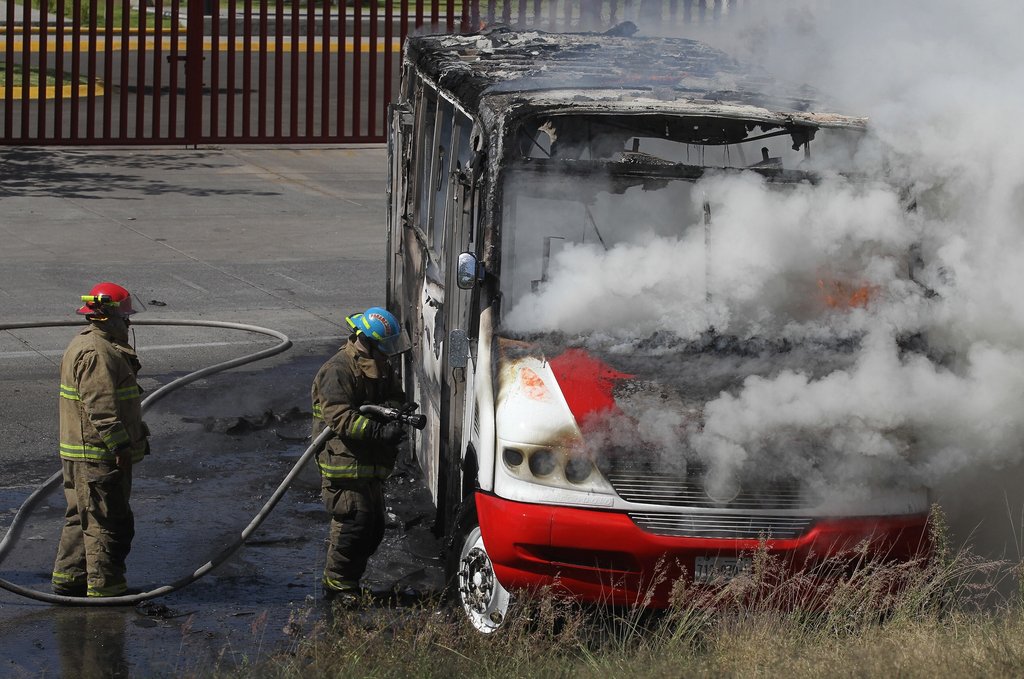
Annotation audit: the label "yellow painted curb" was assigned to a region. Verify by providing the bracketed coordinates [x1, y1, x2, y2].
[4, 26, 182, 36]
[7, 83, 102, 99]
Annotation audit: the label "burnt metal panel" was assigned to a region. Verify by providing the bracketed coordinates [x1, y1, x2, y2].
[403, 28, 851, 123]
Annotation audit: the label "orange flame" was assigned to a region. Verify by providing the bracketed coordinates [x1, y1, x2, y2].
[818, 278, 875, 309]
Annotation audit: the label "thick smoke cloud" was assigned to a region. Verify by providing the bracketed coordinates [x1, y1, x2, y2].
[506, 172, 923, 338]
[684, 0, 1024, 492]
[691, 0, 1024, 549]
[504, 1, 1024, 540]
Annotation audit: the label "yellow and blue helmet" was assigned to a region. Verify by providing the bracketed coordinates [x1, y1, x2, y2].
[347, 306, 403, 353]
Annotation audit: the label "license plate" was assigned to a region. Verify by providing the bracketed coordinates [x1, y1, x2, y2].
[694, 556, 752, 583]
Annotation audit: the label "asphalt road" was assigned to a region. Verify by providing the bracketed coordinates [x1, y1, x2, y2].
[0, 144, 390, 478]
[0, 145, 444, 677]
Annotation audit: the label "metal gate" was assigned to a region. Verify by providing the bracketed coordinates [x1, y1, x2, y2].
[1, 0, 738, 145]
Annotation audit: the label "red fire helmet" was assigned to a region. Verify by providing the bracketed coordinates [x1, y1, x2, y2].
[77, 282, 138, 317]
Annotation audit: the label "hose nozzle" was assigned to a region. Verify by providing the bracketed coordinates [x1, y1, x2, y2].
[359, 403, 427, 430]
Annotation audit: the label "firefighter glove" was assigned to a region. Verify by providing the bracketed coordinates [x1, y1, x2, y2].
[374, 421, 406, 444]
[113, 444, 133, 472]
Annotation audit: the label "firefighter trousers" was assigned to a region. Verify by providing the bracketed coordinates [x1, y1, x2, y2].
[52, 459, 135, 597]
[321, 479, 386, 593]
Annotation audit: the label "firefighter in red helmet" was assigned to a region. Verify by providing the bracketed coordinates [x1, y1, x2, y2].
[52, 282, 150, 597]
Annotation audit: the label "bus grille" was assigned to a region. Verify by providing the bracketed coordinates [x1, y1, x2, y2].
[605, 469, 810, 510]
[629, 512, 815, 540]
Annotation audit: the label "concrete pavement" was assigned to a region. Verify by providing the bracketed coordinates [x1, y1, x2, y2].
[0, 145, 392, 484]
[0, 145, 446, 677]
[0, 145, 388, 333]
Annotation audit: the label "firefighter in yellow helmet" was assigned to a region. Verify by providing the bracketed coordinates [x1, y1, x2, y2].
[311, 307, 410, 605]
[52, 282, 150, 597]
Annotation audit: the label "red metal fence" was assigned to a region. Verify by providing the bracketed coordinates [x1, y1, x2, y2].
[0, 0, 738, 145]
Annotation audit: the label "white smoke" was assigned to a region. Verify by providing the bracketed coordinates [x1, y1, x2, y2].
[505, 172, 924, 339]
[686, 0, 1024, 497]
[503, 0, 1024, 529]
[504, 230, 711, 337]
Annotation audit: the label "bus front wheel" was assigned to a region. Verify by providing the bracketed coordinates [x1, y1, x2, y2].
[455, 523, 511, 633]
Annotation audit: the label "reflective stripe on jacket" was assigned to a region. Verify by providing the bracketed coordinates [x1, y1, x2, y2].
[59, 324, 148, 464]
[311, 335, 405, 482]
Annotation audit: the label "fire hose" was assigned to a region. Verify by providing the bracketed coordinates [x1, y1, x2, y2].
[0, 318, 332, 606]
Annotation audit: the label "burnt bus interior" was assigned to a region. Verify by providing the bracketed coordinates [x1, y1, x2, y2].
[514, 112, 861, 169]
[501, 109, 871, 308]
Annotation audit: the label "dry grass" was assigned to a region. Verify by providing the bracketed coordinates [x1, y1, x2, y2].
[225, 506, 1024, 679]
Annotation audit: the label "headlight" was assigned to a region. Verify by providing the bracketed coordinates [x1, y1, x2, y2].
[499, 442, 615, 495]
[564, 456, 592, 484]
[503, 447, 525, 468]
[528, 449, 557, 477]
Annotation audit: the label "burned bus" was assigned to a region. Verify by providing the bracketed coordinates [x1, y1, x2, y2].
[386, 27, 931, 632]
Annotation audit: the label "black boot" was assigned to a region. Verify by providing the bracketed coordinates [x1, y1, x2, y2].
[324, 587, 361, 609]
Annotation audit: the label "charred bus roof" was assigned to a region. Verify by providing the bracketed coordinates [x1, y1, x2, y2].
[400, 27, 876, 274]
[402, 27, 867, 135]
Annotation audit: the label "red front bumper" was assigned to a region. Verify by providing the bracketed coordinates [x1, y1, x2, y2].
[476, 493, 930, 608]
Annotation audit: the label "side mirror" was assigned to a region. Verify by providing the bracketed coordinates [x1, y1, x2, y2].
[456, 252, 483, 290]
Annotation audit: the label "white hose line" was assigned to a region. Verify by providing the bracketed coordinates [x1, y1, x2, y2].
[0, 319, 328, 606]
